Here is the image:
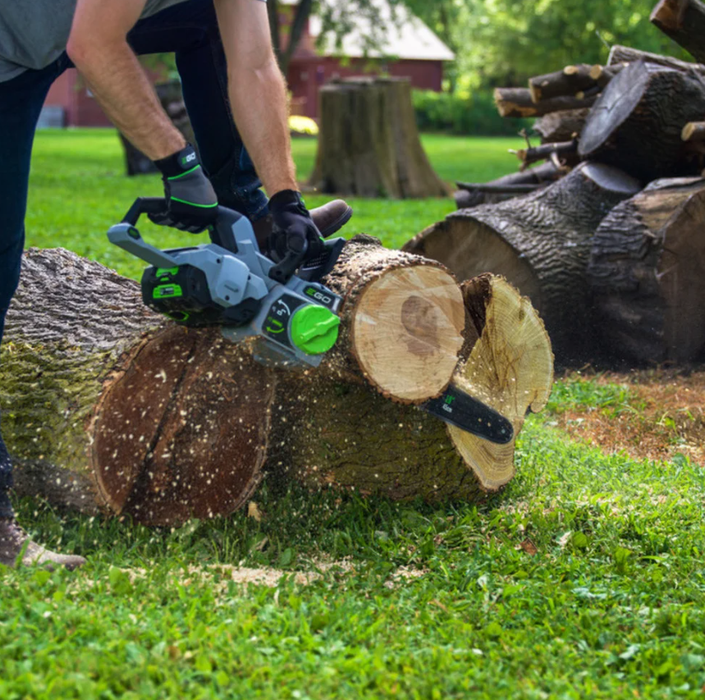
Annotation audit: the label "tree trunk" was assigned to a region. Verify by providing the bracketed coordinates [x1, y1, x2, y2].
[651, 0, 705, 64]
[607, 45, 705, 75]
[588, 177, 705, 364]
[269, 274, 553, 497]
[579, 60, 705, 182]
[1, 240, 473, 523]
[494, 88, 597, 118]
[403, 163, 642, 364]
[309, 77, 448, 199]
[533, 108, 591, 143]
[120, 82, 196, 176]
[529, 65, 597, 103]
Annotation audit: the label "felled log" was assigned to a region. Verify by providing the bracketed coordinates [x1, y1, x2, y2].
[533, 108, 591, 143]
[494, 88, 597, 118]
[529, 65, 597, 103]
[309, 77, 448, 198]
[588, 64, 627, 89]
[269, 274, 553, 497]
[403, 163, 642, 363]
[454, 162, 562, 208]
[588, 177, 705, 363]
[683, 122, 705, 158]
[651, 0, 705, 64]
[607, 45, 705, 75]
[1, 239, 470, 525]
[515, 139, 578, 167]
[579, 60, 705, 181]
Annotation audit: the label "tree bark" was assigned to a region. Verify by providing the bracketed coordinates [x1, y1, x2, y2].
[607, 45, 705, 75]
[533, 108, 591, 143]
[529, 65, 597, 103]
[588, 177, 705, 364]
[403, 163, 642, 364]
[651, 0, 705, 64]
[494, 88, 597, 118]
[310, 77, 448, 199]
[269, 274, 554, 497]
[579, 60, 705, 182]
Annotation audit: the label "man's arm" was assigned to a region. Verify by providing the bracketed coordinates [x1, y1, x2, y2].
[213, 0, 297, 196]
[66, 0, 184, 160]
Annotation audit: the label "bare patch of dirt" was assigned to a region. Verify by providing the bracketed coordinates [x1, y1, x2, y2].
[552, 368, 705, 465]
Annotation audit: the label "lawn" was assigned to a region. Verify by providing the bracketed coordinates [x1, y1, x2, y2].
[3, 130, 705, 699]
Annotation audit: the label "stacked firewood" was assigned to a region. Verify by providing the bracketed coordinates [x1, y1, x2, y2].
[407, 0, 705, 366]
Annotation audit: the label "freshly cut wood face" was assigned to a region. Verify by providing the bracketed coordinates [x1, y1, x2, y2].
[351, 265, 465, 402]
[449, 277, 554, 491]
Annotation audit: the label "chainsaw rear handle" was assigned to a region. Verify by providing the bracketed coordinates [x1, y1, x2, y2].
[120, 197, 244, 253]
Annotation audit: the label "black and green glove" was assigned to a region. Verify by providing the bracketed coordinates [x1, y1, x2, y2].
[150, 144, 218, 233]
[268, 190, 325, 282]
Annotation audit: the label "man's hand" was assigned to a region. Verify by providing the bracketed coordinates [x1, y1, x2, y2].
[150, 145, 219, 233]
[268, 190, 324, 282]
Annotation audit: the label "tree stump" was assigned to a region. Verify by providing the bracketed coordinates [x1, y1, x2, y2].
[403, 163, 642, 363]
[579, 61, 705, 181]
[588, 177, 705, 364]
[309, 77, 448, 199]
[1, 245, 552, 524]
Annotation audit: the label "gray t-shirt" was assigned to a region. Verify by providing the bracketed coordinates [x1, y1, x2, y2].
[0, 0, 214, 82]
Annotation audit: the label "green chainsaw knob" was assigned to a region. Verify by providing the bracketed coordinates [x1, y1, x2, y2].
[291, 305, 341, 355]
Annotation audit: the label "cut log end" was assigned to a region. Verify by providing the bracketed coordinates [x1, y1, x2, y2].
[350, 264, 466, 403]
[91, 328, 274, 526]
[449, 276, 554, 491]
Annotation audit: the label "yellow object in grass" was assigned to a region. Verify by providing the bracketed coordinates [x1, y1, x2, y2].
[289, 115, 319, 136]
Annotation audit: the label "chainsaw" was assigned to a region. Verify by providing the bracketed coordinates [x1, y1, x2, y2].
[107, 198, 514, 445]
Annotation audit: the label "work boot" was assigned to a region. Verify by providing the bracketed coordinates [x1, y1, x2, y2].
[0, 518, 86, 571]
[252, 199, 353, 251]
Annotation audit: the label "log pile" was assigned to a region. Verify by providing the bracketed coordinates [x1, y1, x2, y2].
[415, 0, 705, 366]
[1, 245, 553, 526]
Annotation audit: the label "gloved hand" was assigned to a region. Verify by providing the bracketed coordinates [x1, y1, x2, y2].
[150, 144, 218, 233]
[267, 189, 324, 282]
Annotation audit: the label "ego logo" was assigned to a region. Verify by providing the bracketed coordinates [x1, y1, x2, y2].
[305, 286, 333, 306]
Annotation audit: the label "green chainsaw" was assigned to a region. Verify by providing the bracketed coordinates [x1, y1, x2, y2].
[108, 197, 514, 445]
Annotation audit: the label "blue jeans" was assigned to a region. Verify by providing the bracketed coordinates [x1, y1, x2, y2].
[0, 0, 268, 516]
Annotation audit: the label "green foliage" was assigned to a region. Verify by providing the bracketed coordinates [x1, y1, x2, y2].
[413, 89, 532, 136]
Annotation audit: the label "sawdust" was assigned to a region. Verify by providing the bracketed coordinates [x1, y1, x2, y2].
[552, 368, 705, 464]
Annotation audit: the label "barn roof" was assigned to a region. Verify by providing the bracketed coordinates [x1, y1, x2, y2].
[282, 0, 455, 62]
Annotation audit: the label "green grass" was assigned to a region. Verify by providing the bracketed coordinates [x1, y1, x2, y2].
[4, 130, 705, 699]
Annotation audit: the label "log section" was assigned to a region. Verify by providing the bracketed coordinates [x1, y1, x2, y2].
[588, 177, 705, 363]
[651, 0, 705, 64]
[269, 274, 553, 497]
[529, 65, 597, 103]
[579, 60, 705, 181]
[0, 249, 274, 525]
[403, 163, 642, 363]
[607, 45, 705, 75]
[494, 88, 597, 118]
[533, 108, 591, 143]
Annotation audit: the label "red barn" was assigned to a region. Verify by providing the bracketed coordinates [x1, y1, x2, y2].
[39, 1, 454, 127]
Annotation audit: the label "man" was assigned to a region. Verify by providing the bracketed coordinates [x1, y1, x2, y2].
[0, 0, 352, 569]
